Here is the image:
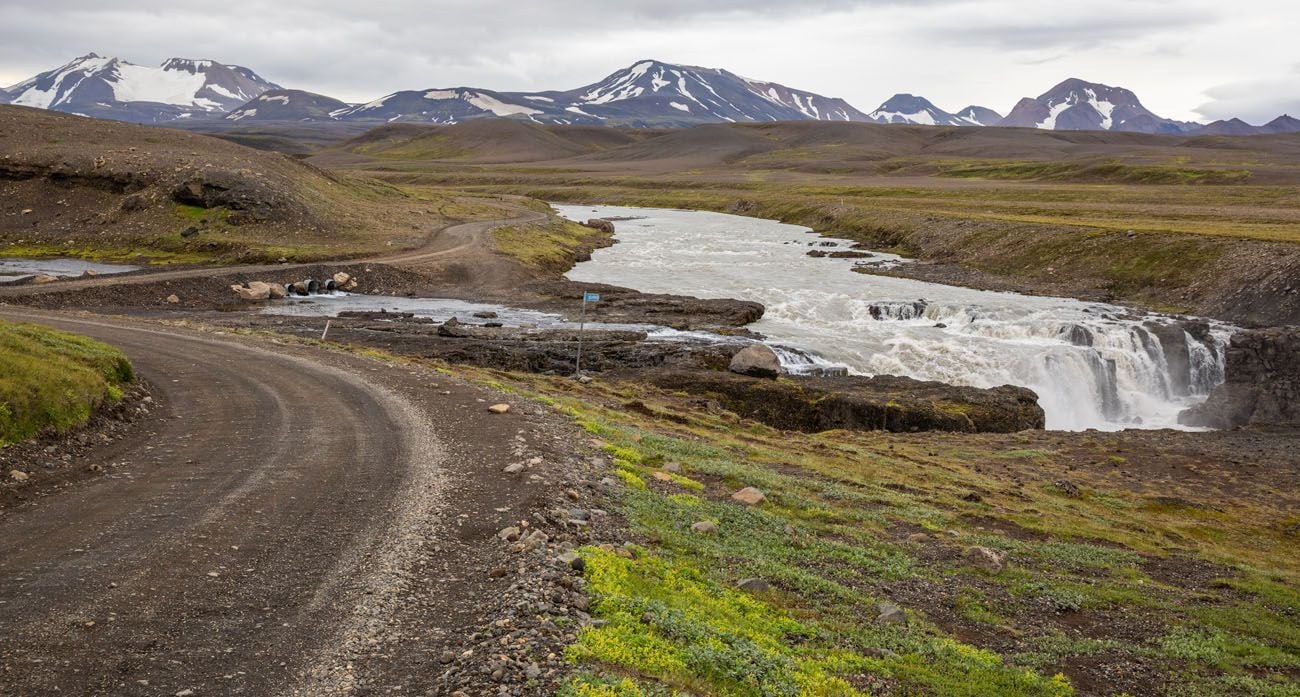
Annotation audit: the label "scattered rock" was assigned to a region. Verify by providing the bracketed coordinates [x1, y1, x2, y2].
[80, 269, 97, 277]
[691, 521, 718, 535]
[1055, 479, 1082, 497]
[662, 462, 682, 473]
[487, 403, 511, 414]
[166, 294, 180, 304]
[736, 578, 771, 593]
[729, 344, 782, 378]
[9, 470, 29, 482]
[497, 526, 522, 542]
[731, 487, 767, 506]
[472, 310, 498, 319]
[503, 463, 525, 474]
[964, 546, 1007, 574]
[906, 532, 930, 543]
[180, 226, 200, 238]
[31, 274, 59, 284]
[556, 551, 585, 572]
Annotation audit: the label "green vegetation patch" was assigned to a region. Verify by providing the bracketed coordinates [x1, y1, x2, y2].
[493, 217, 612, 271]
[0, 320, 134, 445]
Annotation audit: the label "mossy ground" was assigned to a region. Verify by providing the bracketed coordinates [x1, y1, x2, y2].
[0, 320, 134, 445]
[493, 216, 612, 272]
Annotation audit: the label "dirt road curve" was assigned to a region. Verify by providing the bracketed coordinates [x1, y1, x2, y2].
[0, 310, 564, 696]
[0, 206, 548, 299]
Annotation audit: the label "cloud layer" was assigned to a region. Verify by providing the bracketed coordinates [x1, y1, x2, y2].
[2, 0, 1296, 123]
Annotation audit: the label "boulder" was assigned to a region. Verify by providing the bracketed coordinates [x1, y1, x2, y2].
[266, 283, 288, 299]
[31, 274, 59, 284]
[1180, 326, 1300, 429]
[691, 521, 718, 535]
[332, 272, 351, 285]
[729, 344, 782, 378]
[582, 218, 616, 234]
[488, 403, 511, 414]
[166, 294, 180, 304]
[877, 602, 907, 625]
[9, 470, 29, 482]
[964, 546, 1007, 574]
[81, 269, 97, 277]
[736, 578, 771, 593]
[232, 282, 271, 301]
[731, 487, 767, 506]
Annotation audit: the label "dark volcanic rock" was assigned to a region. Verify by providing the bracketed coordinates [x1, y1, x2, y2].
[636, 369, 1045, 433]
[523, 281, 764, 329]
[1180, 326, 1300, 429]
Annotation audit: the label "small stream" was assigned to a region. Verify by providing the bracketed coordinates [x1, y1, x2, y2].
[0, 258, 139, 281]
[557, 204, 1233, 431]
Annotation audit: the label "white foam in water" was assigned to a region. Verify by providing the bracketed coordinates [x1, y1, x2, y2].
[557, 204, 1235, 431]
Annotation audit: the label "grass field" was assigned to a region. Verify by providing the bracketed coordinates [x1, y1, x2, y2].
[0, 321, 134, 445]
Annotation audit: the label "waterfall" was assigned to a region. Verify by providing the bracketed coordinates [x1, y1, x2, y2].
[559, 203, 1239, 431]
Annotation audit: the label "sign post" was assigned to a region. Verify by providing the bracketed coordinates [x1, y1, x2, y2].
[575, 291, 600, 377]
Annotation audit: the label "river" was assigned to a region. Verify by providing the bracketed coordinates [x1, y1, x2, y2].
[557, 204, 1233, 431]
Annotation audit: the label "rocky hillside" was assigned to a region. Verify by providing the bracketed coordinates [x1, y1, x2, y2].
[1, 54, 279, 123]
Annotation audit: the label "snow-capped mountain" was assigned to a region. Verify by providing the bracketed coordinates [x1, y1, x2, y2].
[999, 78, 1192, 134]
[868, 94, 967, 126]
[225, 89, 350, 122]
[331, 87, 550, 123]
[2, 53, 280, 123]
[954, 105, 1002, 127]
[317, 60, 872, 126]
[551, 60, 870, 125]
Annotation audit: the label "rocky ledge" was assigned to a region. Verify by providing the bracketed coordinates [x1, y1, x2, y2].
[633, 369, 1045, 433]
[1180, 326, 1300, 429]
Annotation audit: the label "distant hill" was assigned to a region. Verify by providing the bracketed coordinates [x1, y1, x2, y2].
[1190, 114, 1300, 136]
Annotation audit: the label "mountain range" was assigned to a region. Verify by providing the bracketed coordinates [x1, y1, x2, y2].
[4, 54, 1298, 136]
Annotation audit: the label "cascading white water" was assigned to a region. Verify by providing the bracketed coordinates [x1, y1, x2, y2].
[558, 204, 1234, 431]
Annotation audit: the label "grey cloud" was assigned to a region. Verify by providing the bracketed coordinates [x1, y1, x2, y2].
[1195, 66, 1300, 124]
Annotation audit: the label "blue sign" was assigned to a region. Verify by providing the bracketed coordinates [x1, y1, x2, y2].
[583, 292, 601, 302]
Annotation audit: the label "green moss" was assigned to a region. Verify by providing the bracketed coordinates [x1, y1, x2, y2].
[0, 321, 134, 445]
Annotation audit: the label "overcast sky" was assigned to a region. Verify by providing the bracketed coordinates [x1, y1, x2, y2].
[1, 0, 1296, 124]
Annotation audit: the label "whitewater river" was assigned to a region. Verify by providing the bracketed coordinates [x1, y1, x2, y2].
[557, 204, 1233, 431]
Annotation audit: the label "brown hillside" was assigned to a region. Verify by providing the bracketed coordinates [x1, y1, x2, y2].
[0, 105, 491, 263]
